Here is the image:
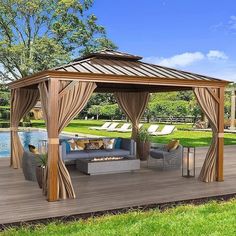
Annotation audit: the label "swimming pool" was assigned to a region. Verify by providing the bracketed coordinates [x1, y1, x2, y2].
[0, 131, 73, 157]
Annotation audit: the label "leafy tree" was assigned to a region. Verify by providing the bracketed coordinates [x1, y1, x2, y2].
[0, 0, 116, 81]
[100, 104, 121, 120]
[88, 105, 102, 120]
[87, 93, 116, 106]
[149, 100, 191, 118]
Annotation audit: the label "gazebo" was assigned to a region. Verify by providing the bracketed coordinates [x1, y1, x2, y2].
[8, 50, 229, 202]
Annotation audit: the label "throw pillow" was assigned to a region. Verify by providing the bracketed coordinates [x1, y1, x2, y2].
[76, 140, 89, 150]
[84, 142, 100, 150]
[103, 138, 115, 150]
[28, 144, 39, 154]
[166, 139, 180, 151]
[89, 139, 104, 149]
[67, 139, 79, 151]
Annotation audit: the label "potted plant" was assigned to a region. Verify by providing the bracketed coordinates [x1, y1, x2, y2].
[137, 128, 151, 161]
[36, 153, 47, 189]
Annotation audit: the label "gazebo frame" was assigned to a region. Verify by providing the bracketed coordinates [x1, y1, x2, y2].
[8, 50, 229, 202]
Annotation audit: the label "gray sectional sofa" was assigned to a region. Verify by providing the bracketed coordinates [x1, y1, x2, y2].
[60, 138, 135, 161]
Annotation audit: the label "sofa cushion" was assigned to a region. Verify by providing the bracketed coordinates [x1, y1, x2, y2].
[61, 141, 71, 153]
[103, 138, 115, 149]
[67, 139, 80, 151]
[150, 149, 166, 159]
[76, 140, 89, 150]
[114, 138, 122, 149]
[84, 142, 100, 150]
[28, 144, 39, 154]
[66, 151, 90, 159]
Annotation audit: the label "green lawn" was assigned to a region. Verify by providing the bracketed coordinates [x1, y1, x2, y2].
[2, 199, 236, 236]
[31, 120, 236, 147]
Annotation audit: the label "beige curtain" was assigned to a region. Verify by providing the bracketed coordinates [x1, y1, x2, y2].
[114, 92, 150, 140]
[194, 87, 218, 182]
[39, 80, 96, 199]
[10, 88, 39, 168]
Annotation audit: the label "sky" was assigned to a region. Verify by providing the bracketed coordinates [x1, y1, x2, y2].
[92, 0, 236, 82]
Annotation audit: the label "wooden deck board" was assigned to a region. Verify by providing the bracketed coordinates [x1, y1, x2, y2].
[0, 146, 236, 225]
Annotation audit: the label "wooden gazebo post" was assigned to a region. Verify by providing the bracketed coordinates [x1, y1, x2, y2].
[47, 78, 59, 201]
[217, 87, 225, 181]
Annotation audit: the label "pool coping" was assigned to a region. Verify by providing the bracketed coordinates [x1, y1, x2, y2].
[0, 127, 102, 138]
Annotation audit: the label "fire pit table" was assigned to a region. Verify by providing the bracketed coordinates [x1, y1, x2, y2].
[76, 156, 140, 175]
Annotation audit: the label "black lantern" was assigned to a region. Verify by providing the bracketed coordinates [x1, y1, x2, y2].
[182, 146, 195, 177]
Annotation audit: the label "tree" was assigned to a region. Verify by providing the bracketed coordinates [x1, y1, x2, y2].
[88, 105, 102, 120]
[0, 0, 116, 82]
[100, 104, 121, 120]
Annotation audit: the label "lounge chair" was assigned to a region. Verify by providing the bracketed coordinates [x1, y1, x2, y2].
[89, 122, 111, 130]
[149, 143, 183, 169]
[108, 123, 131, 132]
[106, 122, 119, 131]
[151, 125, 175, 136]
[119, 123, 143, 132]
[147, 124, 159, 134]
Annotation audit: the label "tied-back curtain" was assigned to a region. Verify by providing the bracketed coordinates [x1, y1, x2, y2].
[10, 89, 39, 168]
[194, 87, 218, 182]
[39, 80, 96, 199]
[114, 92, 150, 140]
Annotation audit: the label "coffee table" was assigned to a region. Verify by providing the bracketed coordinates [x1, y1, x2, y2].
[76, 156, 140, 175]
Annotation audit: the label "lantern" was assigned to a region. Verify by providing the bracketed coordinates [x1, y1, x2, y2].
[38, 139, 48, 154]
[182, 146, 195, 177]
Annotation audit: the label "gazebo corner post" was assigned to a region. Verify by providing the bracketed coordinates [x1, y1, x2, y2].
[10, 89, 14, 167]
[47, 78, 59, 201]
[230, 89, 236, 130]
[216, 87, 225, 182]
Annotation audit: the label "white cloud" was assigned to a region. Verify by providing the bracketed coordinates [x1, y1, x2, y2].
[145, 52, 205, 67]
[143, 50, 236, 82]
[207, 50, 228, 60]
[144, 50, 228, 68]
[159, 52, 205, 67]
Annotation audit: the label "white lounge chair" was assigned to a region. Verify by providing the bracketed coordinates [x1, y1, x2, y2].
[147, 124, 159, 134]
[89, 122, 112, 130]
[119, 123, 143, 132]
[151, 125, 176, 136]
[108, 123, 131, 132]
[106, 122, 119, 131]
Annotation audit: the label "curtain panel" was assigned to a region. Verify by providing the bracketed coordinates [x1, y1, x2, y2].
[114, 92, 150, 140]
[193, 87, 218, 182]
[39, 80, 96, 199]
[10, 89, 39, 168]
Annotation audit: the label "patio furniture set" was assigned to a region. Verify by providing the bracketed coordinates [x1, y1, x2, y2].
[22, 134, 183, 184]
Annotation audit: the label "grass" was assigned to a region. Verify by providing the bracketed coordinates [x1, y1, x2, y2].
[2, 199, 236, 236]
[31, 119, 236, 147]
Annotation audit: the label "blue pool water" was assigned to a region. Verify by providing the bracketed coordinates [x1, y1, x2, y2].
[0, 131, 72, 157]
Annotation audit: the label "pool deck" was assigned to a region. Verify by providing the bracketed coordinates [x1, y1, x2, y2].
[0, 145, 236, 227]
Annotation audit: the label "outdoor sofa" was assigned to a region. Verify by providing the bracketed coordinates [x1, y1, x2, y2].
[60, 137, 135, 161]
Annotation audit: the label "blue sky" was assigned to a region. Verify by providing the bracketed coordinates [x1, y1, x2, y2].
[92, 0, 236, 81]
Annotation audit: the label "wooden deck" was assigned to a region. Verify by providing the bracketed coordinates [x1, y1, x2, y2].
[1, 146, 236, 226]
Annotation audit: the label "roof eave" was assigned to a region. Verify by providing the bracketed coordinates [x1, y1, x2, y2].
[8, 70, 230, 90]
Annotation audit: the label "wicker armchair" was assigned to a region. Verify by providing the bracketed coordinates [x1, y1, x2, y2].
[148, 143, 183, 170]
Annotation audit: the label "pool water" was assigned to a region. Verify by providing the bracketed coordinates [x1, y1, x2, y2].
[0, 131, 72, 157]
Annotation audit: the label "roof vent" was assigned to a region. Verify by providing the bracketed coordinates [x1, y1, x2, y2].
[72, 49, 143, 62]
